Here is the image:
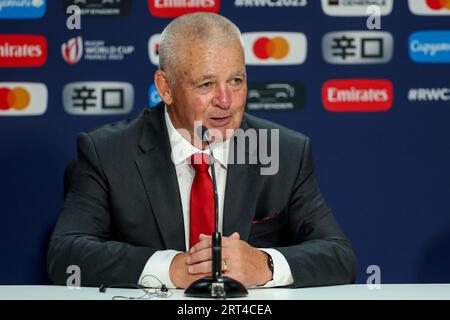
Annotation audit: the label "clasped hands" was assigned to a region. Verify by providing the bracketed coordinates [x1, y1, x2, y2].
[169, 232, 273, 289]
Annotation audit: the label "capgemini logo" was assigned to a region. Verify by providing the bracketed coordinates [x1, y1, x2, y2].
[61, 36, 83, 64]
[31, 0, 45, 7]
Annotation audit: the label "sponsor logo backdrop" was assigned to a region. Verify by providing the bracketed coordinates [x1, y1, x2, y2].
[1, 0, 450, 285]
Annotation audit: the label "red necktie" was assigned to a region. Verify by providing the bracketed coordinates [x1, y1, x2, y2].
[189, 153, 215, 249]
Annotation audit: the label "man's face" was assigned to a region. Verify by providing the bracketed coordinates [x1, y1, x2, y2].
[163, 41, 247, 142]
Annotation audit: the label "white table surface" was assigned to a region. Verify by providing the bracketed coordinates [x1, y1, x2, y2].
[0, 284, 448, 300]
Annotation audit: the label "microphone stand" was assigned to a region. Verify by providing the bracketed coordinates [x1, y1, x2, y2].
[184, 127, 247, 298]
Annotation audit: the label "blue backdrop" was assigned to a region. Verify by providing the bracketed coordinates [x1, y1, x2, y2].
[1, 0, 449, 285]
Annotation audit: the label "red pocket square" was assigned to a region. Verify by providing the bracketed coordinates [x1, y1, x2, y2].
[252, 212, 281, 224]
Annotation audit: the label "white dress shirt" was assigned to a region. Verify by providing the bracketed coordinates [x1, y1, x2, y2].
[138, 105, 293, 288]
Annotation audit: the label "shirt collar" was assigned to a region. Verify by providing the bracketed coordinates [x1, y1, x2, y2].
[164, 105, 230, 169]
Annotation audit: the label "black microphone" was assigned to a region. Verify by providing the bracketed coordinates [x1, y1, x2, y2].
[198, 126, 221, 280]
[184, 126, 247, 298]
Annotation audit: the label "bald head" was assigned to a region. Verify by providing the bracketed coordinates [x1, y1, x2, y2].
[159, 13, 244, 85]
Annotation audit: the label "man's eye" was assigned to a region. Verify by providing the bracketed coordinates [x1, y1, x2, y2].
[199, 82, 212, 88]
[232, 78, 243, 85]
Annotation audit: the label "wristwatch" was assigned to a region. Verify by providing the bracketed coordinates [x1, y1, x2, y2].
[267, 254, 274, 274]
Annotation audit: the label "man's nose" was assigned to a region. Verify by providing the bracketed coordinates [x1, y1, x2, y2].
[213, 85, 231, 109]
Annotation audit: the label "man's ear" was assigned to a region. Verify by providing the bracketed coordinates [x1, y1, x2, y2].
[154, 70, 173, 105]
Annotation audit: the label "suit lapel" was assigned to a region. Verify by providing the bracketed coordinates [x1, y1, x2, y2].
[134, 106, 260, 248]
[223, 116, 260, 242]
[134, 104, 185, 251]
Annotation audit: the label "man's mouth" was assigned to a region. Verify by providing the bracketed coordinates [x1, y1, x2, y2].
[209, 115, 232, 126]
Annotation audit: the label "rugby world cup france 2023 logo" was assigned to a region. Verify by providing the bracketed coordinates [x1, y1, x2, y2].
[61, 36, 83, 65]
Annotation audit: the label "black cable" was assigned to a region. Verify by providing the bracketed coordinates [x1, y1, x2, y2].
[99, 275, 171, 300]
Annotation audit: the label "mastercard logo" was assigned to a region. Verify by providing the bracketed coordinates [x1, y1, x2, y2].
[0, 87, 30, 110]
[426, 0, 450, 10]
[0, 82, 47, 116]
[253, 37, 290, 60]
[409, 0, 450, 14]
[243, 32, 307, 65]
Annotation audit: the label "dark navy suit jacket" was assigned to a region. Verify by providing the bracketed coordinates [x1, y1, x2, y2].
[47, 102, 357, 287]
